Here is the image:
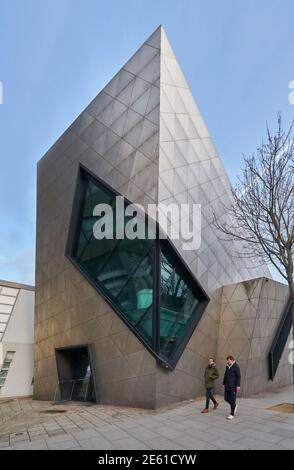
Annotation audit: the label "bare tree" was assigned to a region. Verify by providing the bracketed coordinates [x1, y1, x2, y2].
[214, 114, 294, 406]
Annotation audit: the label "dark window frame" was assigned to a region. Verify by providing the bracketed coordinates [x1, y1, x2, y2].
[66, 164, 209, 370]
[55, 344, 97, 403]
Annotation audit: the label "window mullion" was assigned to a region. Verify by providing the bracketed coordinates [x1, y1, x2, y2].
[153, 237, 161, 355]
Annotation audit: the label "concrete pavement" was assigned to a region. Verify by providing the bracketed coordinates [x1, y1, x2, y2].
[0, 386, 293, 450]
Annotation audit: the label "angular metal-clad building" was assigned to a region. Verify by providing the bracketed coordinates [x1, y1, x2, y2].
[35, 26, 292, 408]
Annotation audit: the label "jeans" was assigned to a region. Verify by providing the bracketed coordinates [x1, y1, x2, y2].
[224, 389, 236, 415]
[205, 388, 217, 409]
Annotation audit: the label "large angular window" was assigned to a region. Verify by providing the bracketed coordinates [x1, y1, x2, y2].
[159, 242, 201, 360]
[67, 166, 209, 369]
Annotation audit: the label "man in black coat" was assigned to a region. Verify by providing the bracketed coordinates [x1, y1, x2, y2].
[223, 355, 241, 420]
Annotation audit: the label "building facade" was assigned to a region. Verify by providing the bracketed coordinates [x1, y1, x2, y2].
[35, 26, 292, 408]
[0, 280, 34, 398]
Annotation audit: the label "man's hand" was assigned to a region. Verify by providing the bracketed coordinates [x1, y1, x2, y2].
[236, 387, 241, 392]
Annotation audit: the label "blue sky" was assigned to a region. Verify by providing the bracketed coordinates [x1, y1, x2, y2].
[0, 0, 294, 285]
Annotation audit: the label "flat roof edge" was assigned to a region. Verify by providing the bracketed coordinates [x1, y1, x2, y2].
[0, 279, 35, 291]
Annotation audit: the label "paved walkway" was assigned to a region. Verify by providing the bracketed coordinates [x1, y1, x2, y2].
[0, 386, 293, 450]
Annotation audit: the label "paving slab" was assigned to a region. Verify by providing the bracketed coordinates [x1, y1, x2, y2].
[0, 385, 293, 450]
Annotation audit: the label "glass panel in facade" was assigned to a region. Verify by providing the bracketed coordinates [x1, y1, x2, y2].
[159, 242, 200, 359]
[116, 249, 154, 345]
[71, 171, 154, 347]
[68, 167, 209, 368]
[0, 351, 15, 389]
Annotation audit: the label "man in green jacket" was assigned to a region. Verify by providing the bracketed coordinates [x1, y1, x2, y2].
[201, 357, 219, 413]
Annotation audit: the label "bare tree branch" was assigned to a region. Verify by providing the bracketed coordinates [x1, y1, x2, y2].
[213, 114, 294, 406]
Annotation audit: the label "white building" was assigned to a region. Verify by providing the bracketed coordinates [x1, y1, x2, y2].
[0, 280, 34, 398]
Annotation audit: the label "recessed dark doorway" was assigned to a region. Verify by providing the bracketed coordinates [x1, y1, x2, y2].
[55, 345, 96, 403]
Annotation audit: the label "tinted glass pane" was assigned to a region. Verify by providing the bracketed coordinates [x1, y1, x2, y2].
[116, 249, 154, 345]
[97, 238, 153, 299]
[2, 360, 12, 369]
[71, 173, 154, 346]
[69, 169, 208, 368]
[159, 242, 200, 358]
[76, 183, 114, 262]
[59, 381, 74, 401]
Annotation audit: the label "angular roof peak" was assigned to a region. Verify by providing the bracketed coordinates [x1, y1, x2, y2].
[40, 26, 270, 293]
[141, 25, 176, 58]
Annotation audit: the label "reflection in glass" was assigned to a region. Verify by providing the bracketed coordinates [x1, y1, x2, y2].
[68, 169, 208, 368]
[159, 242, 200, 358]
[72, 175, 154, 346]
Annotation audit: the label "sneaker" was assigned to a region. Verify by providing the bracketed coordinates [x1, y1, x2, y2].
[234, 404, 238, 416]
[201, 408, 209, 414]
[226, 414, 234, 420]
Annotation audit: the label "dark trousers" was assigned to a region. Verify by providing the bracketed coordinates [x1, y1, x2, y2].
[205, 388, 217, 409]
[224, 388, 236, 415]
